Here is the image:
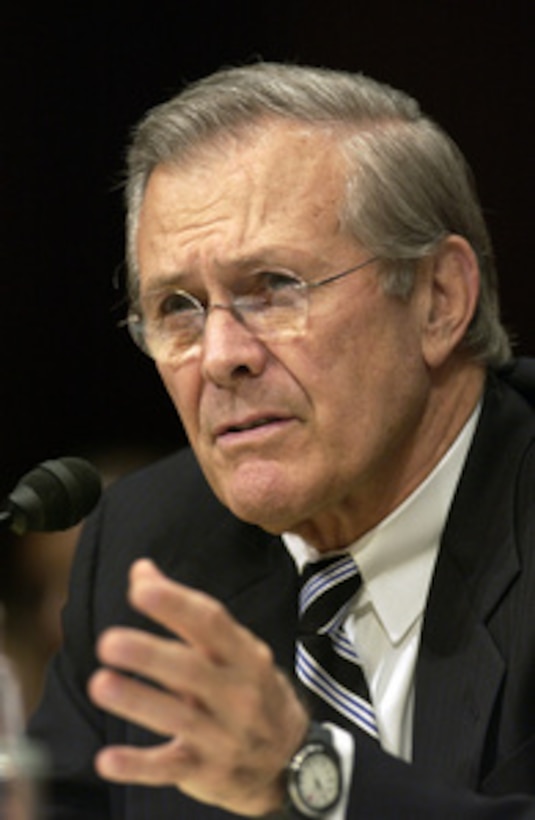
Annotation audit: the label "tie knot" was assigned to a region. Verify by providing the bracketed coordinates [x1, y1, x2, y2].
[299, 554, 362, 634]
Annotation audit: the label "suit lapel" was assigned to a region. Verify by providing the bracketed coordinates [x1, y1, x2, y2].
[413, 539, 511, 786]
[413, 374, 531, 785]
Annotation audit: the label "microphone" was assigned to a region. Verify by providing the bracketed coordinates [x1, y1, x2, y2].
[0, 457, 102, 535]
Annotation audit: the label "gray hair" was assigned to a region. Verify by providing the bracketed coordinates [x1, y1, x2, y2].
[125, 62, 512, 366]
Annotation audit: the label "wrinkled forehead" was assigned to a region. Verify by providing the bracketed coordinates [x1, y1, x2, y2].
[136, 122, 351, 280]
[152, 120, 347, 213]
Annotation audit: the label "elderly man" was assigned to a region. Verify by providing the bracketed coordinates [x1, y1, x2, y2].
[29, 63, 535, 818]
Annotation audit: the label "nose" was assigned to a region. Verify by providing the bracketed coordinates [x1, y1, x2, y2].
[201, 304, 269, 387]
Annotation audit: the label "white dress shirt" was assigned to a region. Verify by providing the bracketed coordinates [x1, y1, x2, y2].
[283, 407, 480, 815]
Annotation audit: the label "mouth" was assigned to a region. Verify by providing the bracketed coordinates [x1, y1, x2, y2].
[215, 415, 293, 441]
[226, 417, 278, 433]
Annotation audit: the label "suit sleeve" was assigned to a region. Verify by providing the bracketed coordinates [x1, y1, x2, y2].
[342, 732, 535, 819]
[27, 505, 112, 819]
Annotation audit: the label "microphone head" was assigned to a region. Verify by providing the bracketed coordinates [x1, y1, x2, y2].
[5, 457, 102, 535]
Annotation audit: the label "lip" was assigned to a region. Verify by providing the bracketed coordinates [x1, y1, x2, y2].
[213, 414, 296, 444]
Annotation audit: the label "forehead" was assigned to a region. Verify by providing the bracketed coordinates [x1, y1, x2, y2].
[136, 121, 350, 279]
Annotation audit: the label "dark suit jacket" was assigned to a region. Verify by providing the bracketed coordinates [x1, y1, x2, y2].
[28, 361, 535, 819]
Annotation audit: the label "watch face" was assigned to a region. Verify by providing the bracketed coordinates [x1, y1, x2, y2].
[297, 750, 341, 811]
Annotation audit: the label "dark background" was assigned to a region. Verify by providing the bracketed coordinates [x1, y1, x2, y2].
[1, 3, 533, 498]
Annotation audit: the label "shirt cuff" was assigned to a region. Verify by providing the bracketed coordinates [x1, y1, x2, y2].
[324, 722, 355, 819]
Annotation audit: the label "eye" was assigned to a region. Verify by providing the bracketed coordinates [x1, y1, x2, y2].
[235, 271, 303, 317]
[241, 271, 301, 306]
[257, 271, 301, 293]
[152, 290, 201, 320]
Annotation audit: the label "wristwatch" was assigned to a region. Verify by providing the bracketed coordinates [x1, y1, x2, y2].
[286, 723, 343, 818]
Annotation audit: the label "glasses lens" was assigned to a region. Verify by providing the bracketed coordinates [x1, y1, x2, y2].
[134, 290, 203, 364]
[126, 315, 147, 351]
[128, 276, 309, 364]
[238, 276, 308, 339]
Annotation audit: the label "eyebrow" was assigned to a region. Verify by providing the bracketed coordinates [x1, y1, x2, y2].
[139, 248, 304, 296]
[141, 272, 190, 296]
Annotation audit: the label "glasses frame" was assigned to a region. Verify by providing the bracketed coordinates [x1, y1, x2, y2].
[125, 255, 379, 364]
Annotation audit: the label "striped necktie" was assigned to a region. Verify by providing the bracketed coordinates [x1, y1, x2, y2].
[295, 554, 379, 740]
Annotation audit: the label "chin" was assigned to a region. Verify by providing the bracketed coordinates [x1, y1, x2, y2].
[218, 472, 305, 533]
[199, 453, 318, 529]
[224, 490, 295, 532]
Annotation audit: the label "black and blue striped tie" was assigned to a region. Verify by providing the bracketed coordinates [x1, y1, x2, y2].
[296, 554, 379, 740]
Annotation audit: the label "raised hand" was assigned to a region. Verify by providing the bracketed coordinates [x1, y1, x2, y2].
[88, 558, 308, 816]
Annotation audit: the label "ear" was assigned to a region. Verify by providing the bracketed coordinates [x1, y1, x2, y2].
[420, 234, 480, 369]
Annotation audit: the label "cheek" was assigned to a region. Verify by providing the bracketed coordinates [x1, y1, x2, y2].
[312, 306, 425, 426]
[157, 364, 201, 438]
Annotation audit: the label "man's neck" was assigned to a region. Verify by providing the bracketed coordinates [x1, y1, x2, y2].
[288, 361, 486, 552]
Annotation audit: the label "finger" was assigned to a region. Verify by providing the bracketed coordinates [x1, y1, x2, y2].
[89, 668, 184, 738]
[88, 668, 224, 755]
[94, 736, 196, 787]
[94, 628, 219, 708]
[95, 738, 285, 816]
[127, 559, 264, 666]
[92, 626, 297, 754]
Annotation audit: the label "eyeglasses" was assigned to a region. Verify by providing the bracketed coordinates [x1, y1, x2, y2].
[125, 255, 378, 366]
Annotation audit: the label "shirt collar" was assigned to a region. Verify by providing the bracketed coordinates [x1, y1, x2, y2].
[283, 404, 480, 643]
